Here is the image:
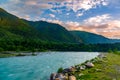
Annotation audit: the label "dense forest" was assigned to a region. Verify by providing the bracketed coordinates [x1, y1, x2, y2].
[0, 39, 120, 52]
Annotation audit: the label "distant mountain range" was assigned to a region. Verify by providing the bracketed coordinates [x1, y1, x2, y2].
[0, 7, 120, 44]
[70, 31, 120, 44]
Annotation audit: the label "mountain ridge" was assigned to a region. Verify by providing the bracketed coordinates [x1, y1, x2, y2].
[0, 8, 80, 43]
[70, 30, 120, 44]
[0, 7, 120, 44]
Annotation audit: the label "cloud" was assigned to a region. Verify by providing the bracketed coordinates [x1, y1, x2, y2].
[23, 15, 31, 20]
[66, 21, 80, 27]
[49, 14, 55, 18]
[84, 14, 111, 25]
[40, 18, 63, 25]
[0, 0, 109, 20]
[76, 13, 83, 17]
[66, 13, 70, 16]
[82, 14, 120, 38]
[0, 0, 52, 20]
[54, 0, 108, 12]
[48, 20, 63, 25]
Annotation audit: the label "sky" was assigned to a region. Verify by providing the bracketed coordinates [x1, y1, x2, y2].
[0, 0, 120, 39]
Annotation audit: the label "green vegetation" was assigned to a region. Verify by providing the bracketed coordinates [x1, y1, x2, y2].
[57, 67, 64, 73]
[74, 52, 120, 80]
[0, 8, 80, 44]
[26, 20, 80, 43]
[0, 53, 16, 58]
[0, 37, 120, 52]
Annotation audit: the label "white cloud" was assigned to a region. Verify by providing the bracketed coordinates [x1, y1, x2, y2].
[49, 0, 109, 18]
[61, 0, 108, 12]
[77, 13, 83, 17]
[63, 21, 83, 30]
[66, 13, 70, 16]
[84, 14, 111, 25]
[23, 15, 31, 20]
[66, 21, 80, 27]
[0, 0, 109, 20]
[49, 14, 55, 18]
[48, 20, 63, 25]
[40, 18, 63, 25]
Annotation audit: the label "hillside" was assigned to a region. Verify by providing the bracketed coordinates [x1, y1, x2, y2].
[25, 20, 81, 43]
[0, 8, 41, 40]
[70, 31, 120, 44]
[0, 8, 80, 43]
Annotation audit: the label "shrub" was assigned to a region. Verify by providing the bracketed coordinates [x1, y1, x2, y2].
[57, 67, 63, 73]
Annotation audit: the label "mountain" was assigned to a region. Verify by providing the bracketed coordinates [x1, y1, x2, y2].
[24, 20, 81, 43]
[0, 8, 120, 51]
[0, 8, 40, 40]
[0, 7, 120, 45]
[0, 8, 80, 43]
[70, 31, 120, 44]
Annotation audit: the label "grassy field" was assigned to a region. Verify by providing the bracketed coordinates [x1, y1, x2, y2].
[75, 53, 120, 80]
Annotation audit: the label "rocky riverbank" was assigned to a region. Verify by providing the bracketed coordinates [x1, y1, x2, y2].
[50, 53, 120, 80]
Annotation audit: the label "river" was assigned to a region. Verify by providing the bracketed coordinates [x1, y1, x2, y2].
[0, 52, 99, 80]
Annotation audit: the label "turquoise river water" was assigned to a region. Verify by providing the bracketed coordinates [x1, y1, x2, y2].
[0, 52, 99, 80]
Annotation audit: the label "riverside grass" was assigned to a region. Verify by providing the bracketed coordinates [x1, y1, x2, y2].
[0, 53, 16, 58]
[75, 53, 120, 80]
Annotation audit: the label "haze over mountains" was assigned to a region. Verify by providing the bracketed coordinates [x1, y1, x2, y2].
[0, 8, 120, 44]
